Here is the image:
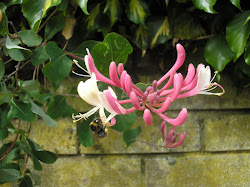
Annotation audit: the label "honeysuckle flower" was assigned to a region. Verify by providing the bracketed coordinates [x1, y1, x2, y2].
[73, 43, 225, 149]
[72, 73, 118, 124]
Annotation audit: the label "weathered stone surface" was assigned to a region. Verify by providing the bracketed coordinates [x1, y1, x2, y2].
[29, 118, 77, 154]
[204, 111, 250, 151]
[80, 111, 201, 154]
[145, 154, 250, 187]
[38, 156, 141, 187]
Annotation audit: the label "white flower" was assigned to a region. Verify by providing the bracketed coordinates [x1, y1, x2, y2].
[195, 65, 225, 96]
[73, 73, 117, 123]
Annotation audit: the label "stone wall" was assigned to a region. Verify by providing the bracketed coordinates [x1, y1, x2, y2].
[1, 55, 250, 187]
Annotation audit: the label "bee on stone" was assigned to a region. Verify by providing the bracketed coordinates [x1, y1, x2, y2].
[90, 117, 108, 138]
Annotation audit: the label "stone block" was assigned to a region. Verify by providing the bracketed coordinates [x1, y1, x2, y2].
[29, 118, 77, 154]
[145, 153, 250, 187]
[204, 111, 250, 151]
[38, 156, 141, 187]
[80, 111, 201, 154]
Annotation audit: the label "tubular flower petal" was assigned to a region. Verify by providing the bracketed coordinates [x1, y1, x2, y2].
[109, 62, 121, 87]
[158, 108, 187, 126]
[118, 63, 124, 76]
[125, 74, 133, 95]
[143, 109, 153, 126]
[171, 73, 183, 101]
[183, 63, 195, 86]
[130, 91, 144, 110]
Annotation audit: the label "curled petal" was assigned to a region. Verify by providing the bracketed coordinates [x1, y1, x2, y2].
[171, 73, 183, 101]
[158, 108, 188, 126]
[98, 92, 117, 114]
[196, 65, 210, 92]
[125, 74, 133, 95]
[161, 121, 167, 141]
[104, 89, 126, 114]
[183, 63, 195, 86]
[85, 50, 114, 85]
[118, 63, 124, 76]
[77, 73, 100, 106]
[130, 91, 144, 110]
[109, 62, 121, 87]
[152, 97, 171, 113]
[143, 109, 153, 126]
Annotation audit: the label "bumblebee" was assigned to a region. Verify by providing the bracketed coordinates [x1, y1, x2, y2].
[90, 117, 108, 138]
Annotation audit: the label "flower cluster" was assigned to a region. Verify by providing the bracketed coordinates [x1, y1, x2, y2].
[72, 44, 224, 148]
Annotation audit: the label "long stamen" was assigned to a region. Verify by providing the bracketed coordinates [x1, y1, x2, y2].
[73, 59, 90, 74]
[211, 71, 218, 82]
[72, 71, 91, 77]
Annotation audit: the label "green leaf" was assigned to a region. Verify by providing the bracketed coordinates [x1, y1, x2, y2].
[133, 25, 148, 51]
[123, 126, 141, 148]
[111, 112, 137, 132]
[8, 49, 32, 61]
[30, 172, 41, 186]
[19, 175, 33, 187]
[19, 80, 51, 103]
[204, 35, 234, 72]
[0, 60, 4, 81]
[0, 129, 8, 140]
[149, 16, 172, 48]
[27, 138, 57, 163]
[22, 0, 62, 31]
[0, 7, 9, 35]
[104, 0, 121, 26]
[244, 40, 250, 65]
[77, 116, 94, 147]
[229, 0, 241, 10]
[226, 11, 250, 61]
[47, 95, 77, 119]
[45, 13, 66, 41]
[42, 42, 72, 86]
[192, 0, 217, 14]
[8, 99, 37, 122]
[1, 148, 19, 165]
[18, 30, 43, 47]
[85, 3, 100, 30]
[30, 153, 42, 171]
[0, 169, 22, 184]
[0, 86, 13, 104]
[126, 0, 150, 25]
[5, 35, 29, 50]
[31, 46, 49, 66]
[70, 40, 100, 65]
[92, 33, 133, 76]
[30, 100, 58, 127]
[76, 0, 89, 15]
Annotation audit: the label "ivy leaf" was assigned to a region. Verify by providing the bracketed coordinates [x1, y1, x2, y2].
[18, 30, 43, 47]
[226, 11, 250, 61]
[123, 126, 141, 148]
[76, 0, 89, 15]
[104, 0, 121, 26]
[31, 45, 49, 66]
[92, 33, 133, 76]
[77, 116, 94, 147]
[192, 0, 217, 14]
[8, 99, 37, 122]
[174, 12, 205, 40]
[134, 25, 148, 51]
[204, 35, 234, 72]
[111, 112, 137, 132]
[44, 13, 66, 41]
[0, 60, 4, 81]
[149, 16, 172, 48]
[42, 42, 72, 87]
[0, 169, 22, 184]
[30, 100, 58, 127]
[229, 0, 241, 10]
[22, 0, 62, 31]
[47, 95, 77, 119]
[126, 0, 150, 26]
